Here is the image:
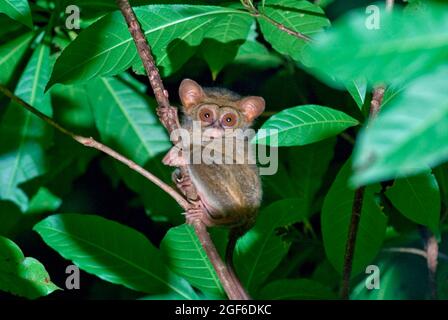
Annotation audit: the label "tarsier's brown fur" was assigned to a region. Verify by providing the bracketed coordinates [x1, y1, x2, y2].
[163, 79, 264, 292]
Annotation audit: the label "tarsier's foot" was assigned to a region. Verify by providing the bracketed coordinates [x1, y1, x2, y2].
[162, 145, 187, 167]
[172, 169, 198, 201]
[185, 206, 213, 226]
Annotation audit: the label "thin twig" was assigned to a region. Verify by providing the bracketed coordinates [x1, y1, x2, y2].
[116, 0, 249, 300]
[241, 0, 312, 42]
[383, 247, 448, 262]
[0, 85, 188, 210]
[340, 186, 366, 299]
[340, 86, 385, 300]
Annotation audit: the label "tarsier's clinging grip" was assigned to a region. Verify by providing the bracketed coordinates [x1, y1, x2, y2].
[163, 79, 265, 266]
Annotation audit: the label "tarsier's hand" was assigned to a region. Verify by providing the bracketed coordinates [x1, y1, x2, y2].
[162, 144, 187, 167]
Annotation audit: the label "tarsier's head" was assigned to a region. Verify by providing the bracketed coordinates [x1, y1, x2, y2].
[179, 79, 265, 138]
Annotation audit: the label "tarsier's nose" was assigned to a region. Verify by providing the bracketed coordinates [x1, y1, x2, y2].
[203, 125, 225, 139]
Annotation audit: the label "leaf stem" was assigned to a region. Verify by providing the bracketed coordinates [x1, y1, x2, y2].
[241, 0, 312, 41]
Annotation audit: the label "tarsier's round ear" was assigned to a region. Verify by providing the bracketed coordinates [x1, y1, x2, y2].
[179, 79, 204, 110]
[239, 96, 265, 122]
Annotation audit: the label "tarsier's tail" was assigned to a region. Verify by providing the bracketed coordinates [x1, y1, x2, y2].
[225, 226, 252, 300]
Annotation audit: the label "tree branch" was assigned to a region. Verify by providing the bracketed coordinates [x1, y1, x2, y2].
[116, 0, 249, 300]
[241, 0, 312, 42]
[340, 186, 365, 299]
[340, 85, 385, 300]
[0, 85, 188, 210]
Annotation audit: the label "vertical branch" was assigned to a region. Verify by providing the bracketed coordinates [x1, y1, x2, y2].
[340, 187, 366, 299]
[116, 0, 249, 300]
[340, 86, 385, 299]
[420, 227, 439, 299]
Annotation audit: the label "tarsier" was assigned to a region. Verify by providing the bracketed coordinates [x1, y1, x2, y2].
[163, 79, 265, 277]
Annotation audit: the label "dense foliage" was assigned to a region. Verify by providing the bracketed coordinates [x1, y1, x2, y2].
[0, 0, 447, 300]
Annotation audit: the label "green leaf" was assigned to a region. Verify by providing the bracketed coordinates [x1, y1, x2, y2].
[0, 32, 33, 84]
[48, 5, 253, 87]
[86, 76, 170, 165]
[254, 105, 359, 146]
[351, 253, 429, 300]
[233, 39, 282, 68]
[51, 84, 96, 136]
[303, 3, 448, 87]
[200, 14, 252, 79]
[0, 44, 53, 211]
[321, 159, 387, 276]
[258, 279, 337, 299]
[26, 187, 61, 215]
[352, 65, 448, 186]
[34, 214, 196, 298]
[235, 198, 307, 293]
[288, 138, 335, 216]
[44, 84, 97, 198]
[0, 0, 33, 28]
[434, 163, 448, 208]
[258, 0, 330, 63]
[385, 170, 440, 234]
[345, 78, 367, 110]
[0, 236, 58, 299]
[161, 224, 225, 297]
[85, 76, 180, 222]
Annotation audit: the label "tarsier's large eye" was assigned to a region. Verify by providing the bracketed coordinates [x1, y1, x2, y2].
[221, 112, 238, 128]
[199, 107, 215, 124]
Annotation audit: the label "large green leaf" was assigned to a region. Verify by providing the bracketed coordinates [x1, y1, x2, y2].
[34, 214, 196, 299]
[51, 84, 96, 136]
[321, 159, 387, 277]
[303, 3, 448, 87]
[235, 198, 307, 293]
[48, 5, 253, 87]
[0, 0, 32, 28]
[0, 44, 53, 211]
[233, 39, 282, 69]
[288, 138, 335, 216]
[0, 32, 33, 84]
[352, 65, 448, 186]
[258, 279, 336, 299]
[0, 236, 58, 299]
[345, 78, 367, 110]
[43, 84, 98, 198]
[200, 14, 252, 78]
[26, 187, 61, 215]
[85, 76, 180, 222]
[161, 224, 224, 297]
[351, 252, 429, 300]
[434, 163, 448, 209]
[258, 0, 329, 63]
[254, 105, 359, 146]
[86, 76, 170, 165]
[385, 170, 440, 234]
